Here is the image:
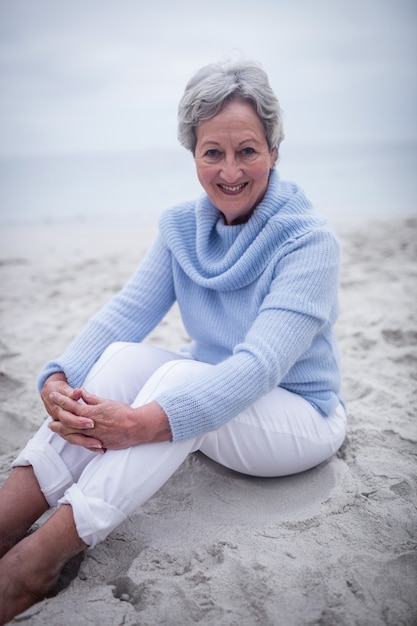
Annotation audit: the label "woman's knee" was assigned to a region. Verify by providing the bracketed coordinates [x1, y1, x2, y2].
[83, 344, 195, 404]
[132, 359, 211, 406]
[88, 343, 186, 380]
[93, 342, 139, 366]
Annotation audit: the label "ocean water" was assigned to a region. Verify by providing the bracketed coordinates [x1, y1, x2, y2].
[0, 141, 416, 228]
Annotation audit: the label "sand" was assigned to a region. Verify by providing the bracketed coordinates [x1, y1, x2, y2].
[0, 216, 416, 625]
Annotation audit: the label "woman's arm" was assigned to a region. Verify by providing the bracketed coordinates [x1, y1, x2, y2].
[38, 236, 176, 392]
[45, 230, 340, 449]
[157, 229, 341, 441]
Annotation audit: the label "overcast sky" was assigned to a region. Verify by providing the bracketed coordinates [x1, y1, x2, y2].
[0, 0, 416, 157]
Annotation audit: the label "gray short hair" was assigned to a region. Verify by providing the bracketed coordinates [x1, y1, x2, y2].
[177, 59, 284, 164]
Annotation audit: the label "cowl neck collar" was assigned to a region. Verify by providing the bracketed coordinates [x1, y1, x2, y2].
[159, 169, 323, 290]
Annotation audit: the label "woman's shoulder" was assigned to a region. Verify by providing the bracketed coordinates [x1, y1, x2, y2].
[158, 198, 197, 238]
[160, 198, 197, 221]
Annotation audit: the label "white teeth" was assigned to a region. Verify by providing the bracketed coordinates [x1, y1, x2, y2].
[221, 184, 245, 192]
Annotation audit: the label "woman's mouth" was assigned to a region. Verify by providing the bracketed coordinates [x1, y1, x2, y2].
[218, 183, 247, 194]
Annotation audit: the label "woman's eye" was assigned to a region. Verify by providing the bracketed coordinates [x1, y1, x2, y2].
[205, 149, 219, 158]
[242, 147, 255, 155]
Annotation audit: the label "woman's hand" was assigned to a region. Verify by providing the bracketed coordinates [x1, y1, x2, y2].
[41, 373, 86, 424]
[47, 387, 172, 452]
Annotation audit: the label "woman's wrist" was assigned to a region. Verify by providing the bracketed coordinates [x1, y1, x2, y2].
[43, 372, 67, 389]
[131, 401, 172, 444]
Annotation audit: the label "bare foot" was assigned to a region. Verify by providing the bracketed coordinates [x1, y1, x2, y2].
[0, 505, 86, 625]
[0, 540, 61, 624]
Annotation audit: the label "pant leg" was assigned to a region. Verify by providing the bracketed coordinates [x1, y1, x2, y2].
[12, 343, 188, 508]
[14, 344, 346, 548]
[58, 358, 345, 548]
[108, 356, 345, 478]
[59, 357, 207, 547]
[198, 389, 347, 477]
[82, 342, 191, 403]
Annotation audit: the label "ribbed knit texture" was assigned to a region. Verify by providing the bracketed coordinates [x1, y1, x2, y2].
[39, 169, 343, 442]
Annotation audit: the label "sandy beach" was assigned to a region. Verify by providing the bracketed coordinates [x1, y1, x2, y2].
[0, 216, 416, 625]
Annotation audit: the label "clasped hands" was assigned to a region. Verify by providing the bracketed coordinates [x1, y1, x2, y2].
[41, 373, 172, 452]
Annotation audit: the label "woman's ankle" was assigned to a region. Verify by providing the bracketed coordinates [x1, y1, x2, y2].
[0, 505, 86, 624]
[0, 531, 85, 623]
[0, 529, 26, 559]
[0, 543, 59, 625]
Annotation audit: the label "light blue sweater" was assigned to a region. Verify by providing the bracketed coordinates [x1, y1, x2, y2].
[39, 169, 343, 442]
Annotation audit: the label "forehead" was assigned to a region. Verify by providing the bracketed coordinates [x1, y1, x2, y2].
[196, 100, 265, 142]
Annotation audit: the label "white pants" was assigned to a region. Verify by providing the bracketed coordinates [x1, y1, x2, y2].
[13, 342, 346, 548]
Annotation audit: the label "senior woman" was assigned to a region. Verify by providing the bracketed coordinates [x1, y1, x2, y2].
[0, 59, 346, 623]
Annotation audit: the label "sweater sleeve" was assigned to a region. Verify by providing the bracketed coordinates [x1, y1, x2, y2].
[156, 230, 340, 441]
[38, 236, 176, 391]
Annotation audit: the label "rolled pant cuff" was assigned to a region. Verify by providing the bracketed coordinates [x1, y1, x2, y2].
[12, 441, 75, 507]
[59, 483, 127, 548]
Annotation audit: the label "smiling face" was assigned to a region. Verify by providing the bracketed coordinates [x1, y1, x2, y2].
[194, 99, 276, 225]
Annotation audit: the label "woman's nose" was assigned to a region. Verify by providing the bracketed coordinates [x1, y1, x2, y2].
[220, 156, 242, 182]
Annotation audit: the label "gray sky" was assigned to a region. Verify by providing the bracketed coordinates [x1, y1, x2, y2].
[0, 0, 416, 157]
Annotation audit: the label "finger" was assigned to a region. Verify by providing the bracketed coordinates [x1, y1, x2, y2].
[48, 421, 104, 449]
[49, 391, 86, 416]
[42, 382, 71, 411]
[79, 389, 102, 405]
[49, 391, 81, 411]
[64, 433, 105, 452]
[71, 388, 83, 401]
[49, 393, 95, 429]
[86, 446, 106, 454]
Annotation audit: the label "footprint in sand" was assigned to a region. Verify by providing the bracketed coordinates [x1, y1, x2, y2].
[382, 329, 417, 347]
[0, 409, 35, 454]
[373, 552, 417, 622]
[0, 371, 23, 400]
[110, 541, 274, 622]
